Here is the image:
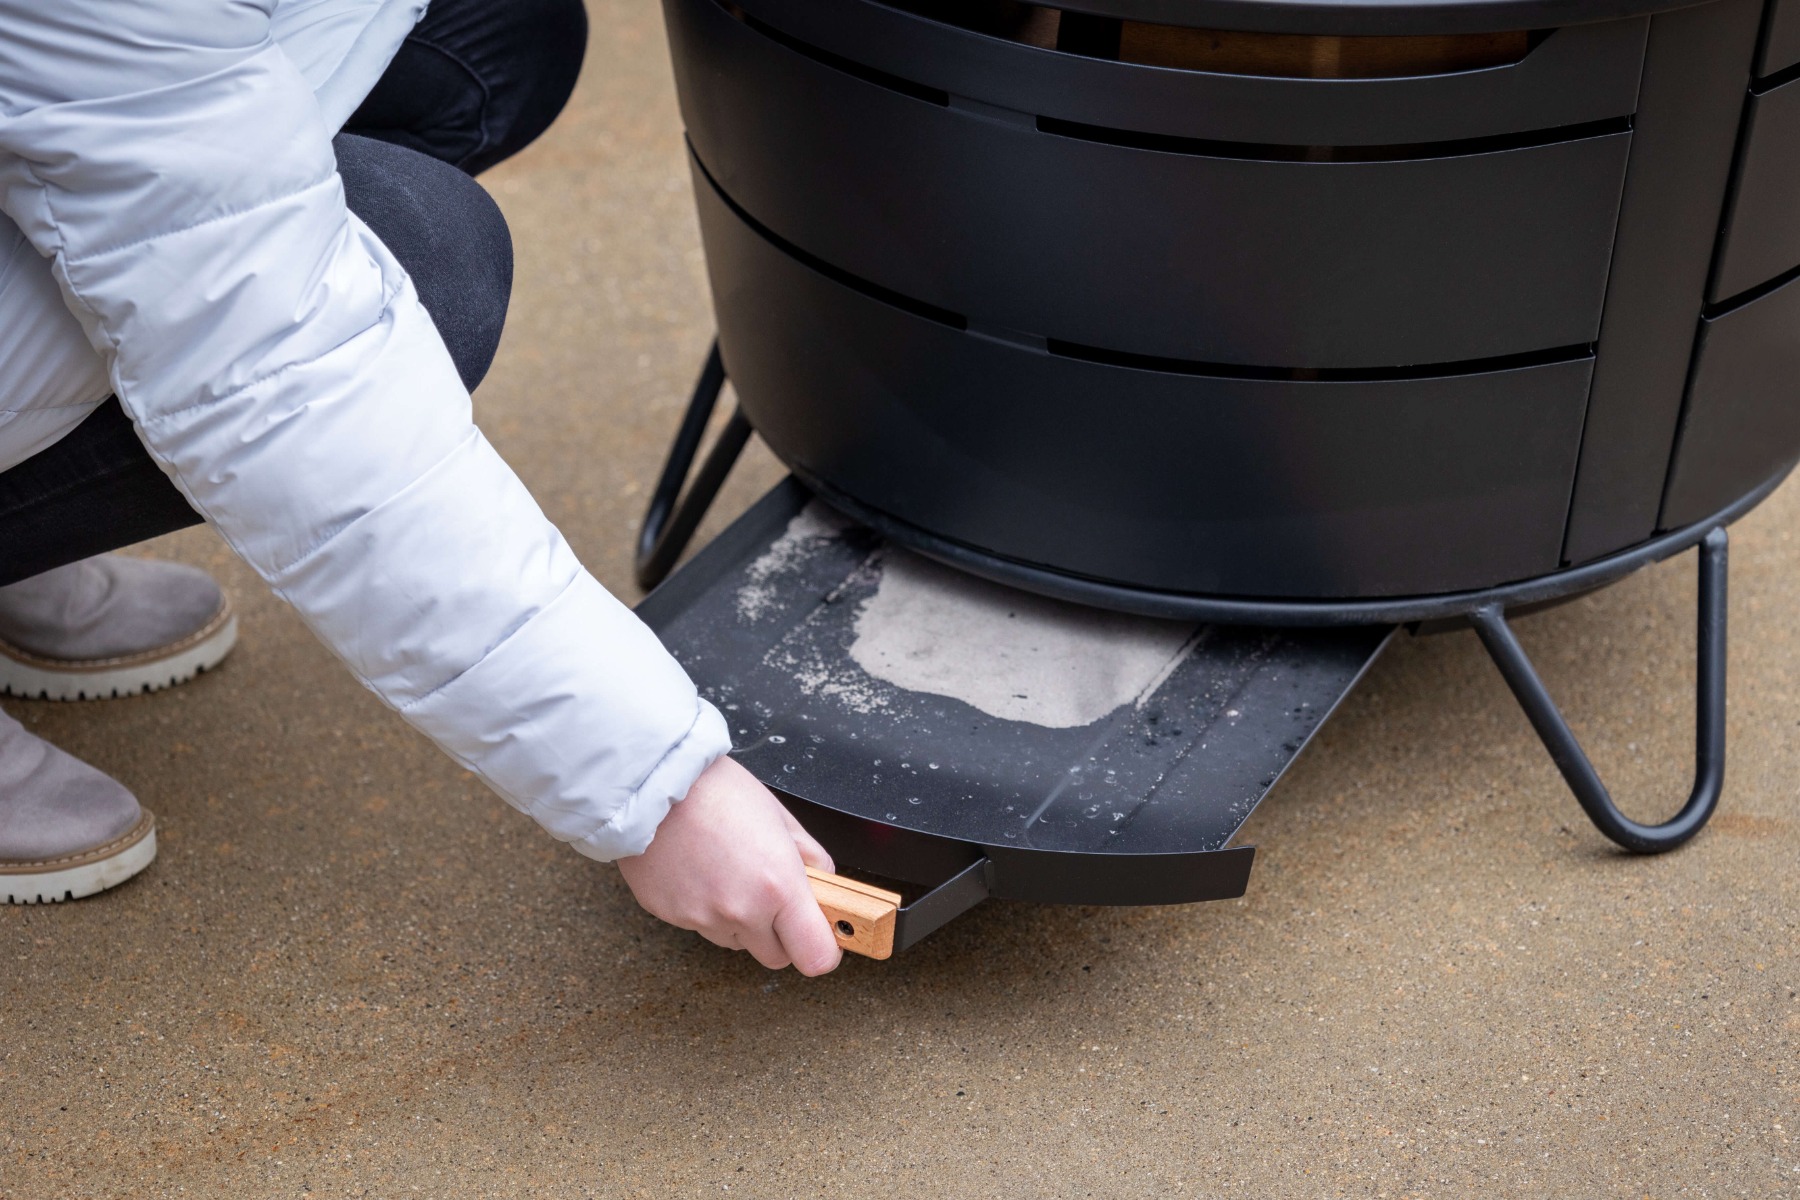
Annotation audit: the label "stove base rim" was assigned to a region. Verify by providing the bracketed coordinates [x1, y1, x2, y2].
[792, 459, 1793, 628]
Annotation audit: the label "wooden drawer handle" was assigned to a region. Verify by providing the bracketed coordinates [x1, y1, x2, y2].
[807, 867, 902, 960]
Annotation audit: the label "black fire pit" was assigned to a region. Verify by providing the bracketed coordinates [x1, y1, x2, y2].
[638, 0, 1800, 949]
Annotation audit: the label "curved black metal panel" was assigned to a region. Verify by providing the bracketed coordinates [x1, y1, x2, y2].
[731, 0, 1648, 146]
[670, 0, 1631, 370]
[1663, 271, 1800, 526]
[1711, 73, 1800, 301]
[1559, 0, 1764, 562]
[1760, 0, 1800, 74]
[694, 164, 1596, 598]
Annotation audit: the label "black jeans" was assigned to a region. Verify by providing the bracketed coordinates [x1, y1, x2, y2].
[0, 0, 586, 587]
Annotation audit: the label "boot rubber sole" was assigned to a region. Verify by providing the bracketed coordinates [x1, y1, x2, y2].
[0, 602, 236, 701]
[1, 810, 157, 904]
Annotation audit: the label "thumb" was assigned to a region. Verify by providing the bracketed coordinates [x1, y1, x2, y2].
[778, 804, 836, 874]
[772, 887, 843, 976]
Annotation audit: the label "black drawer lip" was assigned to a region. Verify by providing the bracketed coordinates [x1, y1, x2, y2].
[696, 149, 1597, 382]
[1021, 0, 1697, 36]
[726, 0, 1648, 144]
[1035, 111, 1630, 160]
[1047, 333, 1593, 379]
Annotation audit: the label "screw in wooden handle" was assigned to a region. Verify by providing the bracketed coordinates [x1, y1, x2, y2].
[806, 867, 902, 960]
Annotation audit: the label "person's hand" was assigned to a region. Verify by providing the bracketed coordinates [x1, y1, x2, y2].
[616, 755, 843, 975]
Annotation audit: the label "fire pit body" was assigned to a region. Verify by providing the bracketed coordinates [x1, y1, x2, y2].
[639, 0, 1800, 947]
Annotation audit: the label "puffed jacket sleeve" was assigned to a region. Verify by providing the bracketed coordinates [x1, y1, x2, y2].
[0, 0, 732, 860]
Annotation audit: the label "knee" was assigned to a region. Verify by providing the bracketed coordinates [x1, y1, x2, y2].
[334, 134, 513, 391]
[344, 0, 588, 174]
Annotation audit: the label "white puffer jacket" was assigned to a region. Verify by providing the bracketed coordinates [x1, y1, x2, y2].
[0, 0, 731, 860]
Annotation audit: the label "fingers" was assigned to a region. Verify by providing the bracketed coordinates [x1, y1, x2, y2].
[736, 923, 793, 971]
[694, 922, 794, 970]
[704, 880, 840, 975]
[778, 803, 836, 874]
[772, 891, 843, 977]
[695, 926, 744, 953]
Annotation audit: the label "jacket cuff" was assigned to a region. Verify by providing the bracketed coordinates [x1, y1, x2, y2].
[568, 698, 733, 862]
[399, 571, 728, 854]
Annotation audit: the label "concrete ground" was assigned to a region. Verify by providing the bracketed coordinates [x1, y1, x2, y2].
[4, 3, 1797, 1196]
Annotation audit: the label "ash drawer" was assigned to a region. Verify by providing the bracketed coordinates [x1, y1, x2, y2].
[1663, 272, 1800, 527]
[1711, 73, 1800, 300]
[731, 0, 1648, 147]
[671, 0, 1632, 371]
[694, 161, 1594, 600]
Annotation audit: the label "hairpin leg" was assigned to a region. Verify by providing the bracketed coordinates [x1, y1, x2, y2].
[1470, 526, 1728, 854]
[635, 339, 752, 591]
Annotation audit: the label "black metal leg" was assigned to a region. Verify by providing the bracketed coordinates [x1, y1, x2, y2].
[635, 339, 752, 591]
[1470, 526, 1728, 854]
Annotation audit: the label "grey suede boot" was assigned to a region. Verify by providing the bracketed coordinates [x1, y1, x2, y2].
[0, 555, 236, 701]
[0, 709, 154, 903]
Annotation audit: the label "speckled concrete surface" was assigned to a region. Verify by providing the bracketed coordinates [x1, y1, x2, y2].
[3, 4, 1797, 1196]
